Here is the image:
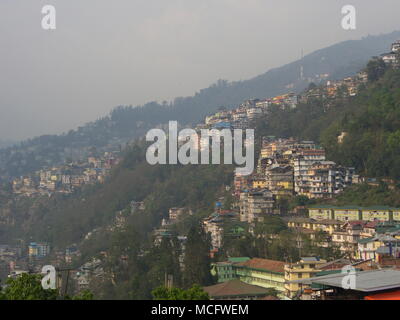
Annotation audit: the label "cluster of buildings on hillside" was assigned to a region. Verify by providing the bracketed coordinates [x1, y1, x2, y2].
[198, 93, 298, 132]
[380, 40, 400, 67]
[0, 242, 51, 281]
[235, 138, 355, 224]
[202, 203, 400, 278]
[11, 152, 120, 196]
[3, 41, 400, 299]
[301, 72, 368, 103]
[301, 40, 400, 104]
[202, 40, 400, 300]
[207, 255, 400, 300]
[0, 240, 83, 283]
[308, 205, 400, 222]
[290, 204, 400, 261]
[195, 123, 369, 256]
[1, 242, 103, 294]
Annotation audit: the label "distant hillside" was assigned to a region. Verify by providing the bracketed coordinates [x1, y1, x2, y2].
[1, 31, 399, 177]
[0, 140, 17, 150]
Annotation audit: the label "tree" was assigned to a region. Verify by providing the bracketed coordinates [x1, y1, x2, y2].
[152, 284, 209, 300]
[0, 273, 94, 300]
[0, 273, 58, 300]
[307, 82, 317, 91]
[366, 58, 387, 82]
[146, 237, 183, 290]
[183, 224, 213, 287]
[254, 216, 287, 237]
[264, 288, 279, 298]
[71, 290, 94, 300]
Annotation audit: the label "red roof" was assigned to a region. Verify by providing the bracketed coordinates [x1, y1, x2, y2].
[365, 290, 400, 300]
[364, 221, 380, 228]
[237, 258, 285, 273]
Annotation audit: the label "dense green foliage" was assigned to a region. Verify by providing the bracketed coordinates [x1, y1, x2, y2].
[330, 183, 400, 207]
[322, 68, 400, 179]
[183, 224, 213, 287]
[0, 274, 58, 300]
[152, 284, 209, 300]
[0, 273, 93, 300]
[0, 140, 233, 248]
[58, 143, 234, 299]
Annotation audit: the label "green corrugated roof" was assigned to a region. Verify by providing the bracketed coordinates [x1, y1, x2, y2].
[308, 205, 338, 209]
[363, 206, 391, 211]
[309, 205, 400, 211]
[228, 257, 250, 263]
[358, 237, 376, 244]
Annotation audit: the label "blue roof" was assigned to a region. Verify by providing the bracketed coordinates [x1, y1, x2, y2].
[213, 122, 232, 129]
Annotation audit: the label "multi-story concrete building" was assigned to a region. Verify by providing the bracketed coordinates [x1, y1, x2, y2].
[293, 149, 326, 194]
[265, 165, 294, 198]
[28, 242, 50, 258]
[287, 217, 343, 235]
[331, 222, 363, 256]
[309, 205, 400, 222]
[239, 189, 274, 223]
[284, 257, 327, 299]
[301, 162, 354, 199]
[211, 257, 286, 298]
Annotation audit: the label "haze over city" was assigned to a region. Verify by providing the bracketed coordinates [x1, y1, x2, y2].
[0, 0, 399, 140]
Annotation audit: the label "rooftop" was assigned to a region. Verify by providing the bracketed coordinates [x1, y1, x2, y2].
[237, 258, 285, 274]
[289, 269, 400, 292]
[228, 257, 250, 263]
[309, 205, 400, 211]
[203, 279, 271, 298]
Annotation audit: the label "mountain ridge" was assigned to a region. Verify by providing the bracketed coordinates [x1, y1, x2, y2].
[1, 31, 400, 178]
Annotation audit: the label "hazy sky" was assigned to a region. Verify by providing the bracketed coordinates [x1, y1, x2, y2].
[0, 0, 399, 140]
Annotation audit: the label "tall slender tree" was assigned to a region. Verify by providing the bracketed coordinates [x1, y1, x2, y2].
[183, 224, 213, 287]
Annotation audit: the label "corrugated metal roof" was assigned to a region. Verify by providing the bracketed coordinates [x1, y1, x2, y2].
[289, 269, 400, 292]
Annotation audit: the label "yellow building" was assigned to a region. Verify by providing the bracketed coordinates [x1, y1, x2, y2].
[260, 148, 271, 159]
[356, 237, 383, 261]
[235, 258, 286, 298]
[333, 207, 362, 221]
[287, 218, 314, 230]
[288, 218, 342, 235]
[361, 207, 393, 222]
[393, 209, 400, 221]
[308, 206, 335, 220]
[309, 205, 400, 222]
[276, 181, 293, 190]
[252, 178, 267, 189]
[313, 220, 342, 234]
[213, 258, 287, 298]
[284, 257, 327, 299]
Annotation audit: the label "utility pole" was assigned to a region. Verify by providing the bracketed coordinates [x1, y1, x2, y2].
[56, 267, 74, 299]
[300, 49, 304, 81]
[164, 271, 173, 289]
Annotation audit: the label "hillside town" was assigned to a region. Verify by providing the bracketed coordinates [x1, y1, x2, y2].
[156, 40, 400, 300]
[1, 39, 400, 301]
[10, 151, 121, 196]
